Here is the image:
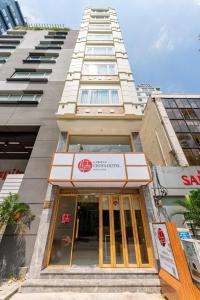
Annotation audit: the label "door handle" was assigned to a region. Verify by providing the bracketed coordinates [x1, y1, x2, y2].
[75, 218, 79, 239]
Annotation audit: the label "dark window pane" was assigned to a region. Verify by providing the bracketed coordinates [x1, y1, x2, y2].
[192, 134, 200, 147]
[177, 133, 197, 148]
[194, 109, 200, 120]
[186, 120, 200, 133]
[180, 108, 198, 120]
[189, 99, 200, 108]
[167, 109, 182, 119]
[162, 98, 177, 108]
[184, 149, 200, 165]
[175, 99, 191, 108]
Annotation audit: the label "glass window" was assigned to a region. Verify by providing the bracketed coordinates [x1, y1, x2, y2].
[68, 136, 132, 152]
[171, 120, 189, 132]
[89, 24, 111, 30]
[188, 99, 200, 108]
[83, 63, 116, 75]
[175, 98, 191, 108]
[12, 71, 50, 79]
[186, 120, 200, 133]
[162, 99, 177, 108]
[166, 109, 182, 119]
[80, 89, 120, 105]
[86, 46, 114, 55]
[192, 134, 200, 147]
[177, 133, 197, 148]
[184, 149, 200, 165]
[27, 55, 57, 61]
[180, 108, 198, 120]
[0, 93, 42, 103]
[87, 34, 112, 41]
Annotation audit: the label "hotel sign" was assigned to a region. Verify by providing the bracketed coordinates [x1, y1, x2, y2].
[48, 152, 151, 188]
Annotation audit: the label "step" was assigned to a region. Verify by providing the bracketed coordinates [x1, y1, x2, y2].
[21, 278, 161, 293]
[40, 268, 159, 280]
[11, 292, 163, 300]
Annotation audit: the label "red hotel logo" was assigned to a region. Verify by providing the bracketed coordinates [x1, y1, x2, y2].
[157, 228, 166, 247]
[78, 159, 92, 173]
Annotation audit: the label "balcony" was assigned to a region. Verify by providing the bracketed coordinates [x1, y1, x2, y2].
[48, 152, 151, 188]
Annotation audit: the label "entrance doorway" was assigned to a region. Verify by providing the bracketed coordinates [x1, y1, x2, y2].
[47, 192, 154, 268]
[73, 196, 99, 266]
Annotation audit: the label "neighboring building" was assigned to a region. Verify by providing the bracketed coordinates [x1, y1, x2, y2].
[0, 26, 78, 277]
[140, 94, 200, 236]
[24, 8, 160, 293]
[140, 94, 200, 167]
[0, 0, 26, 34]
[136, 84, 161, 112]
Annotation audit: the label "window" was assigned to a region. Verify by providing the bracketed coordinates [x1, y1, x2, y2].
[180, 108, 198, 120]
[0, 93, 42, 104]
[89, 24, 111, 30]
[0, 53, 10, 62]
[11, 71, 51, 79]
[188, 99, 200, 108]
[26, 54, 58, 62]
[177, 133, 197, 148]
[171, 120, 189, 132]
[80, 89, 120, 105]
[86, 46, 114, 55]
[175, 99, 190, 108]
[166, 109, 183, 119]
[87, 34, 112, 41]
[186, 120, 200, 133]
[68, 136, 131, 153]
[83, 63, 116, 75]
[184, 149, 200, 165]
[162, 99, 177, 108]
[91, 16, 109, 20]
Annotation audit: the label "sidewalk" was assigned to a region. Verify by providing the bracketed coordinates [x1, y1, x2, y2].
[11, 292, 163, 300]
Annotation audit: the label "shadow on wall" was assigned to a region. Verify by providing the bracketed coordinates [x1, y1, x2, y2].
[0, 226, 25, 278]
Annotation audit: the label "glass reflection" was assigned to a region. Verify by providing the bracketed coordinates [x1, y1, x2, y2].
[123, 197, 136, 264]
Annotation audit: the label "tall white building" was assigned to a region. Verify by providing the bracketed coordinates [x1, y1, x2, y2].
[136, 84, 161, 112]
[25, 8, 160, 294]
[57, 7, 142, 126]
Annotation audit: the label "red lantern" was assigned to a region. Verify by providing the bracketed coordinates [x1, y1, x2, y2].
[61, 213, 71, 224]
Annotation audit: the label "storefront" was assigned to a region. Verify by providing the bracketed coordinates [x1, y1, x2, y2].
[46, 152, 154, 268]
[153, 166, 200, 230]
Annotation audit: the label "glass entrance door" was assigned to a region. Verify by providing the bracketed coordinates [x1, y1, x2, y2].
[99, 194, 153, 267]
[47, 192, 153, 268]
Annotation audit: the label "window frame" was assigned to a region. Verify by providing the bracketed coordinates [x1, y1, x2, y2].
[87, 34, 113, 41]
[78, 86, 122, 105]
[85, 46, 115, 55]
[82, 62, 117, 75]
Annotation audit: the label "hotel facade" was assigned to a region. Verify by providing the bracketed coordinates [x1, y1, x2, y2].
[18, 8, 163, 292]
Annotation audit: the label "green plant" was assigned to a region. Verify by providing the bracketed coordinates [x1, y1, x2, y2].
[14, 26, 70, 31]
[171, 189, 200, 235]
[0, 193, 35, 235]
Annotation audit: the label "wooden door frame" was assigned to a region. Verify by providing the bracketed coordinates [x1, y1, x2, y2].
[46, 191, 154, 269]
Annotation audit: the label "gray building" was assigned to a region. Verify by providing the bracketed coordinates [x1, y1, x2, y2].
[0, 0, 26, 34]
[0, 27, 78, 277]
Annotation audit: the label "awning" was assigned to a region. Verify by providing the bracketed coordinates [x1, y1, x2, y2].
[48, 152, 151, 188]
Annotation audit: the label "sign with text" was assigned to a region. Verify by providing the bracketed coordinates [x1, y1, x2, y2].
[153, 166, 200, 196]
[73, 153, 126, 180]
[153, 223, 179, 280]
[182, 239, 200, 284]
[48, 152, 151, 188]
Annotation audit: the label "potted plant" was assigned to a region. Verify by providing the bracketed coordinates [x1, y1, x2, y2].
[0, 193, 35, 238]
[171, 189, 200, 238]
